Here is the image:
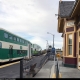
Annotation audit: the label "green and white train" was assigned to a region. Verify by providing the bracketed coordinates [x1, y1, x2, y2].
[32, 44, 42, 56]
[0, 28, 41, 63]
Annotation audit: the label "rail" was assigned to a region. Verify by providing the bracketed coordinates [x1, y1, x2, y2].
[55, 58, 60, 78]
[20, 53, 51, 78]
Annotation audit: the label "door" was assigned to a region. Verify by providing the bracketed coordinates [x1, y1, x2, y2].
[9, 45, 13, 61]
[77, 31, 80, 69]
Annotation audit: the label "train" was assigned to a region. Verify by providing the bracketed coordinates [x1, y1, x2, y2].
[0, 28, 42, 63]
[32, 44, 42, 56]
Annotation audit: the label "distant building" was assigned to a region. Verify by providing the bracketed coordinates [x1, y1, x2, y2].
[56, 49, 63, 54]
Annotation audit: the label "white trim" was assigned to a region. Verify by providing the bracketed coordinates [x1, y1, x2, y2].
[0, 40, 28, 50]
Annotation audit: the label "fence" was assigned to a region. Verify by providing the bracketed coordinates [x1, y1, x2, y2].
[20, 52, 51, 78]
[55, 58, 59, 78]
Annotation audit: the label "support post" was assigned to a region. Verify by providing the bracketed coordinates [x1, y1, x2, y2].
[20, 59, 23, 78]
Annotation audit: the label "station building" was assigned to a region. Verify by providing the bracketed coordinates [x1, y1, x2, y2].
[57, 0, 80, 69]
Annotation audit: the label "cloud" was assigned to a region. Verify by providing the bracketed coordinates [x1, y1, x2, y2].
[0, 0, 74, 50]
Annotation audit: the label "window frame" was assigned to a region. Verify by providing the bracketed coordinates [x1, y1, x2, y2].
[67, 33, 73, 57]
[4, 33, 8, 38]
[9, 35, 13, 40]
[17, 37, 19, 42]
[13, 36, 16, 41]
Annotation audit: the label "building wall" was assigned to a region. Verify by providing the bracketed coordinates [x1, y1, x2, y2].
[63, 19, 77, 68]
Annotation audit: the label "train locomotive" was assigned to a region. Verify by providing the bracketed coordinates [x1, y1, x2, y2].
[0, 28, 42, 63]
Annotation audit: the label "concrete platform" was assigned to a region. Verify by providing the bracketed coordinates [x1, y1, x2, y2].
[59, 61, 80, 78]
[34, 61, 54, 78]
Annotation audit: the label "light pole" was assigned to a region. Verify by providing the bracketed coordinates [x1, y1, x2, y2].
[47, 32, 54, 48]
[46, 40, 48, 49]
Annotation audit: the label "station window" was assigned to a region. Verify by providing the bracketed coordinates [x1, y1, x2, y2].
[17, 38, 19, 42]
[9, 35, 12, 40]
[0, 42, 2, 48]
[4, 33, 8, 38]
[68, 34, 72, 55]
[14, 37, 16, 41]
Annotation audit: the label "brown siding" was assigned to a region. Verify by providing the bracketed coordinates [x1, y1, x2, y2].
[74, 32, 76, 57]
[77, 25, 80, 30]
[64, 57, 77, 65]
[66, 27, 74, 32]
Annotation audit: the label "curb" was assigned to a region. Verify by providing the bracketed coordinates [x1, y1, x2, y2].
[50, 65, 62, 78]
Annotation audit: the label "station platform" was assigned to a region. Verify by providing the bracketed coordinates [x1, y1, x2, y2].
[34, 60, 80, 78]
[59, 61, 80, 78]
[34, 60, 54, 78]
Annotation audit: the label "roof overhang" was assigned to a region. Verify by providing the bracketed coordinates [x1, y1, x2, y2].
[57, 17, 64, 33]
[71, 0, 80, 17]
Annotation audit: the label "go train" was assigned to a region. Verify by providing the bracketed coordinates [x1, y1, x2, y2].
[0, 28, 42, 63]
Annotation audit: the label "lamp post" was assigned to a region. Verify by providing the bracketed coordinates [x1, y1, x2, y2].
[47, 32, 54, 48]
[46, 40, 48, 49]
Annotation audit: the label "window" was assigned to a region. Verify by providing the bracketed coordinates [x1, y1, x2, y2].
[14, 37, 16, 41]
[67, 21, 74, 26]
[4, 33, 8, 38]
[68, 34, 72, 55]
[23, 40, 24, 43]
[9, 35, 12, 40]
[17, 38, 19, 42]
[20, 39, 22, 42]
[0, 42, 2, 48]
[22, 40, 24, 43]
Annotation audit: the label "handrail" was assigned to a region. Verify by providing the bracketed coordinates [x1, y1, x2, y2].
[56, 58, 59, 78]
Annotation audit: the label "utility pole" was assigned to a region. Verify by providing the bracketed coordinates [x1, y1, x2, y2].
[47, 32, 54, 48]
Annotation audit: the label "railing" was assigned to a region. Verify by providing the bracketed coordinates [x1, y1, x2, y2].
[20, 52, 51, 78]
[55, 58, 60, 78]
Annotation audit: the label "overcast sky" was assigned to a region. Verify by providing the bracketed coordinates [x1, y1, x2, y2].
[0, 0, 75, 50]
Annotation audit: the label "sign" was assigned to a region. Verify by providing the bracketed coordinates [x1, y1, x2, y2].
[52, 48, 55, 55]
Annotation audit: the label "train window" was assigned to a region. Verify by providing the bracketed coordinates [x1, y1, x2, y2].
[9, 35, 12, 40]
[17, 38, 19, 42]
[23, 40, 24, 43]
[22, 40, 24, 43]
[4, 33, 8, 38]
[21, 40, 23, 43]
[20, 39, 22, 42]
[0, 42, 2, 48]
[14, 37, 16, 41]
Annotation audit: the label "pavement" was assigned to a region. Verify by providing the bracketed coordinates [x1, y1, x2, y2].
[34, 61, 54, 78]
[59, 61, 80, 78]
[34, 60, 80, 78]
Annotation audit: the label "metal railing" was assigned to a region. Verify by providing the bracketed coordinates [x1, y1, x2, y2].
[20, 52, 51, 78]
[55, 58, 60, 78]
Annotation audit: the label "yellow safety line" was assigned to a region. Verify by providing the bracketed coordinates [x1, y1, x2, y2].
[52, 73, 62, 78]
[0, 61, 20, 68]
